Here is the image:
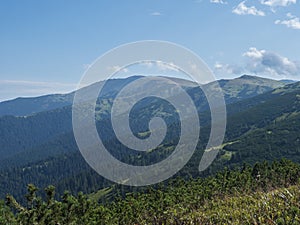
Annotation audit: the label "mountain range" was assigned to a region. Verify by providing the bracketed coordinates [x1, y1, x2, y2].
[1, 74, 300, 200]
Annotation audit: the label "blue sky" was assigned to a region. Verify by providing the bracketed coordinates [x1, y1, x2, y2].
[0, 0, 300, 101]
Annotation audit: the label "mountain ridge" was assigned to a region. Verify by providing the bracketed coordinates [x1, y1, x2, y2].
[0, 74, 292, 117]
[1, 75, 300, 200]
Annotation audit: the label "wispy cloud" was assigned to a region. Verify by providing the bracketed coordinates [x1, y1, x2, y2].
[275, 13, 300, 29]
[260, 0, 296, 7]
[107, 65, 129, 73]
[214, 62, 243, 75]
[0, 80, 77, 102]
[210, 0, 227, 4]
[142, 61, 179, 72]
[233, 1, 265, 16]
[150, 12, 162, 16]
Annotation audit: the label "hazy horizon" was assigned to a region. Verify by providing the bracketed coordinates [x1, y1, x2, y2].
[0, 73, 298, 103]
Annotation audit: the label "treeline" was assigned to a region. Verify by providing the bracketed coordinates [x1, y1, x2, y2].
[1, 159, 300, 224]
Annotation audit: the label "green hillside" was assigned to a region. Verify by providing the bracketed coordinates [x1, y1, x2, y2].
[0, 75, 288, 164]
[1, 78, 300, 201]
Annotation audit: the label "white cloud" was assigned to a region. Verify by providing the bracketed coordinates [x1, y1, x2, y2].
[233, 1, 265, 16]
[210, 0, 227, 4]
[214, 62, 242, 75]
[260, 0, 296, 7]
[140, 61, 180, 72]
[150, 12, 162, 16]
[107, 65, 129, 73]
[214, 62, 224, 70]
[243, 47, 300, 76]
[275, 13, 300, 29]
[243, 47, 266, 59]
[105, 61, 181, 79]
[214, 48, 300, 78]
[155, 61, 180, 72]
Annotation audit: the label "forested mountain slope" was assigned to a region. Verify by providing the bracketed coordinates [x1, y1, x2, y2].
[0, 75, 289, 161]
[0, 76, 298, 201]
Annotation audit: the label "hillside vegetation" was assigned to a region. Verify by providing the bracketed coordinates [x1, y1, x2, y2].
[2, 159, 300, 224]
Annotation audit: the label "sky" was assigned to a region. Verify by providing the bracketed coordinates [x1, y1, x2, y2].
[0, 0, 300, 101]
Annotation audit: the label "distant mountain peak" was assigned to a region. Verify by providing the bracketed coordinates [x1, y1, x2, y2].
[239, 74, 259, 79]
[238, 74, 280, 82]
